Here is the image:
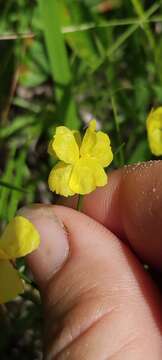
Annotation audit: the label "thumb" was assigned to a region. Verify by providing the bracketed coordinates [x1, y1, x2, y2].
[19, 205, 162, 359]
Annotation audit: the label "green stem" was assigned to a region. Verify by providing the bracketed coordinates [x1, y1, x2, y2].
[11, 260, 38, 290]
[77, 194, 84, 211]
[19, 271, 38, 290]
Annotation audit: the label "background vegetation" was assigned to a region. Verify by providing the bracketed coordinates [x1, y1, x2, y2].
[0, 0, 162, 358]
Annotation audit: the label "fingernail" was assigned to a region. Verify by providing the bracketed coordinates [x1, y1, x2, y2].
[17, 205, 69, 288]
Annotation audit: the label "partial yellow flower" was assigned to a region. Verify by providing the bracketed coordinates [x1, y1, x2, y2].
[146, 107, 162, 156]
[48, 120, 113, 196]
[0, 216, 40, 304]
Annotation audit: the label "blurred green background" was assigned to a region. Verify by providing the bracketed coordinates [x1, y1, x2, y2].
[0, 0, 162, 358]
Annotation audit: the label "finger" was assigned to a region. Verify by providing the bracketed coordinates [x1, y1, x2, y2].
[60, 160, 162, 270]
[19, 205, 162, 359]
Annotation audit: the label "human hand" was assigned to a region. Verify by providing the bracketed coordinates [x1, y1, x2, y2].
[20, 161, 162, 359]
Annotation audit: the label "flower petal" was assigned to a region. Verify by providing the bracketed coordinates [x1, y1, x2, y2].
[72, 130, 82, 148]
[80, 121, 113, 167]
[0, 216, 40, 260]
[91, 131, 113, 167]
[0, 260, 24, 304]
[147, 107, 162, 156]
[80, 121, 96, 157]
[48, 161, 75, 197]
[48, 139, 57, 158]
[69, 157, 107, 195]
[52, 126, 79, 164]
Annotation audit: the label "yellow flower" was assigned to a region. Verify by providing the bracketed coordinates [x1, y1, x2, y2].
[0, 216, 40, 304]
[146, 107, 162, 156]
[48, 120, 113, 196]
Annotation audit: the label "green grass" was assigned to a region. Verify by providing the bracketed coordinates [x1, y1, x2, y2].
[0, 0, 162, 358]
[39, 0, 80, 129]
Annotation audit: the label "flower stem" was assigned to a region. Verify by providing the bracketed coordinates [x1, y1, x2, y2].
[77, 194, 84, 211]
[19, 271, 38, 290]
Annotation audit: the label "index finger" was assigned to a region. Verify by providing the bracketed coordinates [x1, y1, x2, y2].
[61, 161, 162, 270]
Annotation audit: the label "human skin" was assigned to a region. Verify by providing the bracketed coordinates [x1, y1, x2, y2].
[20, 160, 162, 359]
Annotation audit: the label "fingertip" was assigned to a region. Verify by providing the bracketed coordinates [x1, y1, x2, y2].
[18, 205, 69, 288]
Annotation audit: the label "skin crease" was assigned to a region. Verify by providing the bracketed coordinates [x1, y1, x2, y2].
[25, 161, 162, 359]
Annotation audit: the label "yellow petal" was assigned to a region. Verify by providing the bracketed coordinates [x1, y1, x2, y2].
[72, 130, 82, 148]
[80, 121, 113, 167]
[52, 126, 79, 164]
[0, 216, 40, 260]
[0, 248, 7, 258]
[48, 161, 75, 197]
[80, 122, 96, 157]
[69, 157, 107, 195]
[146, 107, 162, 156]
[0, 260, 24, 304]
[91, 131, 113, 167]
[89, 119, 97, 131]
[48, 139, 57, 158]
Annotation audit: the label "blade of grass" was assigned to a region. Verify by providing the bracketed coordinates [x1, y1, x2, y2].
[131, 0, 162, 83]
[106, 3, 159, 59]
[8, 148, 27, 220]
[39, 0, 80, 129]
[60, 1, 103, 70]
[61, 16, 162, 33]
[131, 0, 156, 50]
[0, 115, 35, 139]
[107, 23, 138, 58]
[0, 146, 16, 220]
[13, 97, 41, 113]
[0, 32, 34, 40]
[0, 180, 27, 193]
